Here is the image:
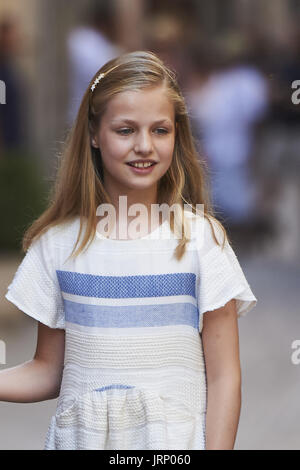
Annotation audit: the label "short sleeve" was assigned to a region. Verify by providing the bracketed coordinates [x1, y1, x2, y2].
[5, 229, 65, 330]
[196, 217, 257, 331]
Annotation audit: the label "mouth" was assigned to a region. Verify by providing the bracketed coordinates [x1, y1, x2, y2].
[126, 161, 157, 168]
[125, 160, 158, 174]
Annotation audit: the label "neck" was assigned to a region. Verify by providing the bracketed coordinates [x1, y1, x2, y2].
[97, 185, 162, 238]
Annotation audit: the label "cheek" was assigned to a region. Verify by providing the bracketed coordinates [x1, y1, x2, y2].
[101, 136, 131, 163]
[159, 138, 175, 161]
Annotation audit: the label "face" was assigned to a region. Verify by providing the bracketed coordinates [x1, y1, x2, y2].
[91, 85, 176, 200]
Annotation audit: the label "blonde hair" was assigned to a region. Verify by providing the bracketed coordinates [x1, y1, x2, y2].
[22, 50, 229, 260]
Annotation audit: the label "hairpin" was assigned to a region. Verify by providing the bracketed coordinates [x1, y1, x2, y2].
[90, 64, 120, 93]
[91, 73, 105, 92]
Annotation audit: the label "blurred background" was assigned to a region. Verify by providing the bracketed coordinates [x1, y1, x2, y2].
[0, 0, 299, 450]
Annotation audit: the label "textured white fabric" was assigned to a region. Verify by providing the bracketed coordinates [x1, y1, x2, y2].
[5, 228, 65, 329]
[5, 212, 257, 450]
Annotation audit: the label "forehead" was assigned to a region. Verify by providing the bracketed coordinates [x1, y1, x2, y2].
[104, 86, 175, 121]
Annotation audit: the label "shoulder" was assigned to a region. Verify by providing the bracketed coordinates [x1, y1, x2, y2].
[184, 209, 227, 254]
[28, 216, 81, 253]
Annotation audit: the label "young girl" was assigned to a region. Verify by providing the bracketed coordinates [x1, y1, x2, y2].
[2, 50, 257, 450]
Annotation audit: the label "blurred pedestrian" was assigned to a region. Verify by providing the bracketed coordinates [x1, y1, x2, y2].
[142, 13, 192, 88]
[0, 16, 25, 154]
[187, 35, 269, 238]
[67, 2, 124, 125]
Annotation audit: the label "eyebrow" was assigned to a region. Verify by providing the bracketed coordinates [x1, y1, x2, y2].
[111, 118, 173, 126]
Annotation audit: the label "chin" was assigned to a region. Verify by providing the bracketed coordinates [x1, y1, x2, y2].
[126, 181, 158, 191]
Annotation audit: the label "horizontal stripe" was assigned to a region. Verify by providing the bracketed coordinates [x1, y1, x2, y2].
[64, 329, 204, 371]
[62, 292, 197, 308]
[56, 271, 196, 299]
[64, 299, 199, 329]
[94, 384, 135, 392]
[64, 321, 198, 336]
[60, 355, 206, 379]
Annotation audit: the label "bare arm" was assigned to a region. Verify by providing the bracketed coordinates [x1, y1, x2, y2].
[0, 322, 65, 403]
[202, 299, 242, 450]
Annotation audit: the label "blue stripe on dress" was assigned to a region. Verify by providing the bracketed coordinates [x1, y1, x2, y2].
[63, 299, 199, 329]
[56, 271, 196, 299]
[93, 384, 135, 392]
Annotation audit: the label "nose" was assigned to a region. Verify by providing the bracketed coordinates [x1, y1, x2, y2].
[134, 130, 153, 155]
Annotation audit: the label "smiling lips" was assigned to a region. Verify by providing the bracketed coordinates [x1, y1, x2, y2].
[126, 160, 157, 168]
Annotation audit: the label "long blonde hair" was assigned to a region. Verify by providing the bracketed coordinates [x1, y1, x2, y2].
[22, 50, 229, 260]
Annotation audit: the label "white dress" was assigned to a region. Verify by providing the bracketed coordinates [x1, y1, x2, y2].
[5, 211, 257, 450]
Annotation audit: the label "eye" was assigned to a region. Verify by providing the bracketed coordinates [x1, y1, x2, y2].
[116, 128, 133, 135]
[116, 127, 169, 136]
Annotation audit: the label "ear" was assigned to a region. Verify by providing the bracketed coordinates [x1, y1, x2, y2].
[91, 136, 98, 148]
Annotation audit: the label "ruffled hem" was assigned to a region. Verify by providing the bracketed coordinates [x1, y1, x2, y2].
[44, 384, 206, 450]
